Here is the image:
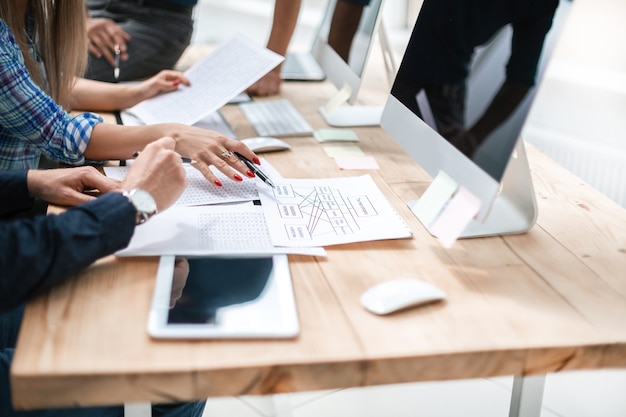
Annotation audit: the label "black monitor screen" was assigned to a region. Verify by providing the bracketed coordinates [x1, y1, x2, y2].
[391, 0, 562, 180]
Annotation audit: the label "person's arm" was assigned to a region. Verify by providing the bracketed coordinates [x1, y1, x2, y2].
[467, 81, 531, 143]
[247, 0, 302, 96]
[0, 171, 35, 217]
[70, 71, 190, 111]
[0, 192, 136, 313]
[83, 122, 259, 186]
[0, 137, 187, 313]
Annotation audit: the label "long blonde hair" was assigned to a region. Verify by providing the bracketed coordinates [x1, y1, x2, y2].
[0, 0, 87, 108]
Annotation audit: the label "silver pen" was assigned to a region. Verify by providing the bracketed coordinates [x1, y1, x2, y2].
[114, 44, 120, 80]
[234, 152, 276, 188]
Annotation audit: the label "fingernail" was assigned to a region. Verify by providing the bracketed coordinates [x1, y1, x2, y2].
[246, 170, 255, 178]
[234, 174, 243, 182]
[214, 179, 222, 187]
[253, 156, 261, 165]
[173, 79, 181, 86]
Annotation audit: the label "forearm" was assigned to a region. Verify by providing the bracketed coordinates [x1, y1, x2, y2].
[70, 78, 147, 111]
[83, 123, 175, 161]
[0, 193, 135, 313]
[0, 171, 33, 217]
[266, 0, 302, 55]
[469, 82, 530, 141]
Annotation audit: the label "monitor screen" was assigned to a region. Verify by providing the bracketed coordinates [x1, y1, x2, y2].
[382, 0, 568, 232]
[313, 0, 385, 104]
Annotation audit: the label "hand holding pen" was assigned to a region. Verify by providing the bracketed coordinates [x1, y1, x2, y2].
[234, 152, 276, 188]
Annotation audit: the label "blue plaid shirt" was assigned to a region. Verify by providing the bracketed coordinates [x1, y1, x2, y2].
[0, 18, 102, 170]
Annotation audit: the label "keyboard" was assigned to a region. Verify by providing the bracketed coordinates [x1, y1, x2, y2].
[281, 52, 325, 81]
[239, 99, 314, 137]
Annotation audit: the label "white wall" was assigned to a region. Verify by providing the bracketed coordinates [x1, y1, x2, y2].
[192, 0, 411, 52]
[523, 0, 626, 207]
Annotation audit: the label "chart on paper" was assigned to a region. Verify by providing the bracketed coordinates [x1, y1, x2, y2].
[258, 175, 412, 247]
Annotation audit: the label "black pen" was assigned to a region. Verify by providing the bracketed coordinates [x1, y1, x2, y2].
[132, 151, 197, 164]
[234, 152, 276, 189]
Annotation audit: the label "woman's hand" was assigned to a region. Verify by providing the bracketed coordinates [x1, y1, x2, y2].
[135, 70, 191, 102]
[165, 126, 262, 187]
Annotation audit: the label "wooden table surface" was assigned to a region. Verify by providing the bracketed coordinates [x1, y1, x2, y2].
[10, 75, 626, 410]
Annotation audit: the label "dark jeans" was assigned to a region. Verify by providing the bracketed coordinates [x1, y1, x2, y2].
[1, 306, 205, 417]
[85, 0, 194, 82]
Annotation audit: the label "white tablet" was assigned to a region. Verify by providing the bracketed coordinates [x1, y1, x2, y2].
[148, 255, 299, 339]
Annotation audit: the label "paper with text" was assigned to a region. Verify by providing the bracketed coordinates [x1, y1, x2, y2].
[116, 204, 326, 257]
[257, 175, 412, 247]
[104, 165, 258, 206]
[126, 34, 284, 125]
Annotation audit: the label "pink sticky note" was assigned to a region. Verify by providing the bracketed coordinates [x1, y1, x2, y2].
[429, 186, 481, 247]
[335, 156, 380, 170]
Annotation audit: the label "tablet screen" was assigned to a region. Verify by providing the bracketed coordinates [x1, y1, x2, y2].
[148, 255, 299, 339]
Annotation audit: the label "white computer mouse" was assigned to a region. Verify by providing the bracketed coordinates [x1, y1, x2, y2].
[240, 137, 291, 153]
[360, 278, 446, 315]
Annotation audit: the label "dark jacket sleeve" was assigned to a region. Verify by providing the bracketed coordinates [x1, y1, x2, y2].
[0, 171, 34, 217]
[0, 193, 136, 313]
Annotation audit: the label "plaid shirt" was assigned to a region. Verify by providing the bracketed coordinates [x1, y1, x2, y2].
[0, 18, 102, 171]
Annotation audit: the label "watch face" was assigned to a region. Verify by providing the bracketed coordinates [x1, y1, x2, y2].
[133, 189, 157, 214]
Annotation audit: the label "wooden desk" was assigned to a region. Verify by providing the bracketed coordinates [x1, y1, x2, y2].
[11, 79, 626, 414]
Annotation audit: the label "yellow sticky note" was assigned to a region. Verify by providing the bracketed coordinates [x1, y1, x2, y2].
[314, 129, 360, 143]
[323, 83, 352, 115]
[322, 144, 365, 158]
[410, 170, 458, 228]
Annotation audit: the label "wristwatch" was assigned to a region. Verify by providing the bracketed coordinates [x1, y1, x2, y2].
[122, 189, 157, 225]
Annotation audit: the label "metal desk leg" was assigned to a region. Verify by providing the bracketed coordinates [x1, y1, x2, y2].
[124, 402, 152, 417]
[508, 375, 546, 417]
[271, 394, 294, 417]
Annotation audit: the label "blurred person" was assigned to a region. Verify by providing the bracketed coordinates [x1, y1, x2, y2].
[0, 0, 261, 189]
[85, 0, 301, 97]
[0, 137, 205, 417]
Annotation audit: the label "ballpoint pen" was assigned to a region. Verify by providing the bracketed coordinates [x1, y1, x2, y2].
[234, 152, 276, 188]
[114, 44, 120, 81]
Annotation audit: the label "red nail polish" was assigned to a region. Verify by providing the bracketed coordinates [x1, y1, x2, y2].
[253, 157, 261, 165]
[234, 174, 243, 182]
[173, 79, 181, 86]
[214, 179, 222, 187]
[246, 170, 255, 178]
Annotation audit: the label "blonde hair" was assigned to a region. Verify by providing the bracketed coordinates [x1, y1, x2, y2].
[0, 0, 87, 108]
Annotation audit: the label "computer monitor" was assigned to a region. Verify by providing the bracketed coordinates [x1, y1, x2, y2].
[381, 0, 568, 238]
[313, 0, 388, 127]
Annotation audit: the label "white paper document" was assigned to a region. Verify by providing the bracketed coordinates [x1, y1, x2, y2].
[116, 204, 326, 257]
[104, 165, 259, 206]
[257, 175, 413, 247]
[126, 34, 284, 125]
[120, 110, 237, 139]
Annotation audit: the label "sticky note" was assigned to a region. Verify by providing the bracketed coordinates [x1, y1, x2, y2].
[335, 156, 380, 170]
[322, 144, 365, 158]
[429, 186, 481, 247]
[409, 170, 458, 228]
[314, 129, 360, 143]
[323, 83, 352, 115]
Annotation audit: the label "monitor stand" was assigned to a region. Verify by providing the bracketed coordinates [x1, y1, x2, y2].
[317, 23, 393, 128]
[318, 105, 383, 127]
[409, 140, 538, 238]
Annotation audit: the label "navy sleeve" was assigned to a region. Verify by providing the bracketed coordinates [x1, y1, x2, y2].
[0, 171, 34, 217]
[0, 193, 136, 313]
